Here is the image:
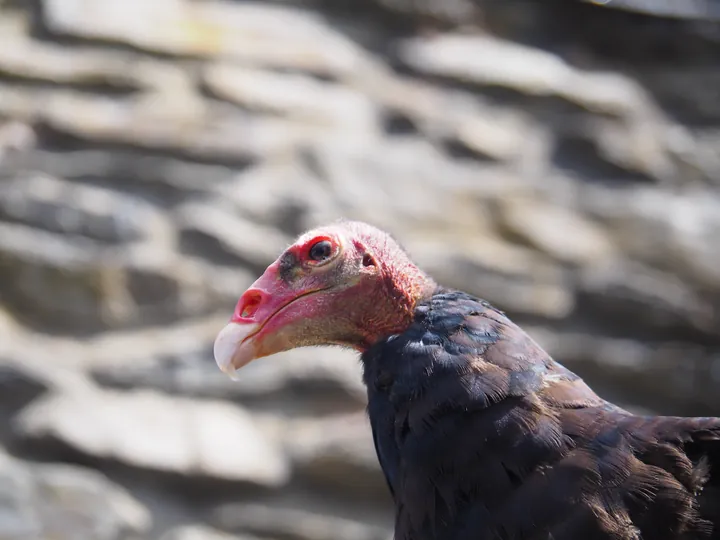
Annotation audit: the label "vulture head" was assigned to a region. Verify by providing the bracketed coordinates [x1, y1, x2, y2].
[213, 220, 436, 377]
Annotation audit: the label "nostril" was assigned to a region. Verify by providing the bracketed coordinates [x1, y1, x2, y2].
[241, 294, 261, 318]
[233, 289, 265, 321]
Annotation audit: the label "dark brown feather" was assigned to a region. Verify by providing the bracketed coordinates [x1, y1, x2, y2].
[362, 289, 720, 540]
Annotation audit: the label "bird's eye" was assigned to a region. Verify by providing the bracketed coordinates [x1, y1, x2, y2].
[308, 240, 333, 262]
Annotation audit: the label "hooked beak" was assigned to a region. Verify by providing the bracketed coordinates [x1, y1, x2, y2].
[213, 318, 261, 381]
[213, 261, 286, 379]
[213, 263, 328, 379]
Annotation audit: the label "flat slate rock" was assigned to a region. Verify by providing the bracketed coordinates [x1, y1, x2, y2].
[160, 524, 264, 540]
[13, 388, 291, 487]
[213, 502, 391, 540]
[0, 448, 151, 540]
[40, 0, 373, 77]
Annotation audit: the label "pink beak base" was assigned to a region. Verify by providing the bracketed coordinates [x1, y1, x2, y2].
[213, 260, 300, 379]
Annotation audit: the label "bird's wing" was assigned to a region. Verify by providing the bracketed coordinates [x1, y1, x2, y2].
[476, 298, 720, 536]
[417, 291, 720, 538]
[367, 290, 720, 538]
[456, 293, 611, 410]
[380, 291, 619, 537]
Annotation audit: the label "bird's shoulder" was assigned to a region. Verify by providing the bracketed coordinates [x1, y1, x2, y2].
[362, 287, 606, 411]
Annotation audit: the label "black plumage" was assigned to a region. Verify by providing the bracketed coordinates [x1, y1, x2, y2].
[362, 289, 720, 540]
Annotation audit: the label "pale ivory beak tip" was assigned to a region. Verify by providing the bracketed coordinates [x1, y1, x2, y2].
[213, 322, 258, 381]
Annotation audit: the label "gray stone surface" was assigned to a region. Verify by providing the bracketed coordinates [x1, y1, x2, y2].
[284, 414, 389, 498]
[0, 448, 151, 540]
[14, 388, 291, 487]
[397, 33, 650, 115]
[203, 64, 380, 132]
[160, 525, 262, 540]
[40, 0, 374, 77]
[213, 503, 389, 540]
[90, 344, 367, 415]
[0, 0, 718, 538]
[0, 172, 171, 244]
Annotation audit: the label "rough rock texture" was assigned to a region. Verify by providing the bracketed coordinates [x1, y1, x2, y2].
[160, 525, 262, 540]
[0, 447, 151, 540]
[14, 387, 291, 487]
[0, 0, 719, 538]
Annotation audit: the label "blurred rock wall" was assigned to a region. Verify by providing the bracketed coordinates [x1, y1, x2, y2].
[0, 1, 719, 539]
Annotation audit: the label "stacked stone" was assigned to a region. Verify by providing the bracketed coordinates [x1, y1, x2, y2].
[0, 1, 718, 539]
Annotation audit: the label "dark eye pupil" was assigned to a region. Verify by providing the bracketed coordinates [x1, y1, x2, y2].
[309, 240, 332, 261]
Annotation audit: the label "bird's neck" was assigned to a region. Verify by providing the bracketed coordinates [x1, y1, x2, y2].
[381, 259, 437, 319]
[351, 257, 436, 350]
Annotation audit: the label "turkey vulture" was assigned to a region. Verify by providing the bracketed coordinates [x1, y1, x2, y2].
[214, 220, 720, 539]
